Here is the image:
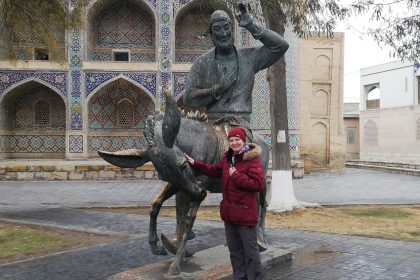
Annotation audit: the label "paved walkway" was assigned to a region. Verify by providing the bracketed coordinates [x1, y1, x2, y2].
[1, 168, 419, 212]
[0, 168, 419, 279]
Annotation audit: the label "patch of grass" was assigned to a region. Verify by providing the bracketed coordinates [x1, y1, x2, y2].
[0, 224, 70, 258]
[0, 221, 124, 264]
[408, 231, 420, 237]
[340, 208, 412, 219]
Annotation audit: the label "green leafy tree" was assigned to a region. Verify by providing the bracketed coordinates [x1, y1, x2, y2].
[0, 0, 84, 61]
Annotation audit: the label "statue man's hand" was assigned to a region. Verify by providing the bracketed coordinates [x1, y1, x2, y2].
[235, 3, 253, 27]
[213, 67, 237, 100]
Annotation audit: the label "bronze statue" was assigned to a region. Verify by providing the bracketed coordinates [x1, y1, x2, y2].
[98, 3, 288, 276]
[99, 91, 269, 275]
[182, 1, 289, 256]
[183, 5, 288, 126]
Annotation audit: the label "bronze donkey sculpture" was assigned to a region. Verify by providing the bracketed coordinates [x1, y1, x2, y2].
[98, 91, 269, 275]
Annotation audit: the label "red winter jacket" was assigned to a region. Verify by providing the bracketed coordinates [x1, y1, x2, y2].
[193, 143, 264, 226]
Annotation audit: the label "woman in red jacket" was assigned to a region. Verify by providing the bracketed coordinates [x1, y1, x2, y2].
[185, 127, 265, 280]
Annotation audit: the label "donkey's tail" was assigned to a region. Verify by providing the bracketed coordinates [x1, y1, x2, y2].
[162, 88, 181, 148]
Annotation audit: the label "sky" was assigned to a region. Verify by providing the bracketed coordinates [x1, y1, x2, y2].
[339, 28, 396, 103]
[334, 1, 410, 103]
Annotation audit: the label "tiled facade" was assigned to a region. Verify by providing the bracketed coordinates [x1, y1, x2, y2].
[0, 0, 300, 161]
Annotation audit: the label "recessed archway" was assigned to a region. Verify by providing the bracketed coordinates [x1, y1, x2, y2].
[87, 78, 155, 157]
[86, 0, 156, 62]
[175, 0, 235, 63]
[0, 81, 66, 159]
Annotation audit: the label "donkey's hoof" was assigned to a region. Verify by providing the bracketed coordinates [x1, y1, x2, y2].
[150, 244, 167, 255]
[167, 263, 180, 276]
[161, 232, 194, 257]
[187, 230, 195, 240]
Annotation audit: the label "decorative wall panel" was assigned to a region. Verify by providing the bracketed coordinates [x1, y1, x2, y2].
[0, 71, 67, 99]
[69, 135, 83, 153]
[88, 136, 147, 152]
[7, 135, 65, 153]
[89, 2, 156, 62]
[85, 72, 157, 97]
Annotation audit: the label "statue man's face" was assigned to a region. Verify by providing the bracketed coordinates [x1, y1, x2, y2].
[210, 20, 234, 51]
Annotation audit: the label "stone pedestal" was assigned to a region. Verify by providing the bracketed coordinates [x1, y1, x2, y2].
[109, 244, 292, 280]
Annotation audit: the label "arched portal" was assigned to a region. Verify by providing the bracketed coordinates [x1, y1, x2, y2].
[0, 81, 66, 159]
[314, 55, 331, 80]
[86, 0, 156, 62]
[364, 119, 378, 146]
[311, 122, 329, 169]
[312, 89, 329, 116]
[175, 0, 235, 63]
[87, 78, 155, 157]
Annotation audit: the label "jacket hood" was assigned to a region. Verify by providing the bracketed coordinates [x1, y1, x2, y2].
[226, 143, 262, 161]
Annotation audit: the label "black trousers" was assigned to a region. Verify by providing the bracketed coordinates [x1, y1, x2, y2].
[224, 223, 263, 280]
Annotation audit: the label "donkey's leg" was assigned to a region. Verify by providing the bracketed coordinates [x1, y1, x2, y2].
[161, 191, 194, 257]
[168, 200, 200, 276]
[149, 182, 178, 255]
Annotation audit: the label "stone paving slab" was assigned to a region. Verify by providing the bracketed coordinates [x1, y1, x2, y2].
[293, 168, 420, 205]
[1, 168, 420, 213]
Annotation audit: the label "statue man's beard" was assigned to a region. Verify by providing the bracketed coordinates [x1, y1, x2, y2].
[213, 37, 234, 51]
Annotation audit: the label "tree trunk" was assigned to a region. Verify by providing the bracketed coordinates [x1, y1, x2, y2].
[260, 1, 290, 171]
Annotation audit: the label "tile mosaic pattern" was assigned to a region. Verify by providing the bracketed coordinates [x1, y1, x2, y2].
[173, 72, 188, 98]
[6, 135, 65, 153]
[95, 4, 154, 49]
[85, 72, 157, 97]
[159, 0, 173, 104]
[86, 0, 157, 10]
[88, 136, 148, 153]
[249, 26, 300, 149]
[13, 89, 66, 130]
[69, 135, 83, 153]
[90, 3, 155, 62]
[69, 29, 83, 131]
[175, 7, 213, 62]
[0, 71, 67, 99]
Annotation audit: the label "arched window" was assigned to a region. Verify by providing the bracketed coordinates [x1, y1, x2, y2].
[117, 99, 134, 127]
[366, 87, 380, 109]
[34, 100, 50, 125]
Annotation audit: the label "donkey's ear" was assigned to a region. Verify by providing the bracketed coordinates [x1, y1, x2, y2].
[162, 90, 181, 148]
[98, 149, 150, 168]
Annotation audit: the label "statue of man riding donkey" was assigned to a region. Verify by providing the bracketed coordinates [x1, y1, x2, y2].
[99, 2, 288, 276]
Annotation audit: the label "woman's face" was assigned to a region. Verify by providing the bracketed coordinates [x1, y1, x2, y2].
[229, 136, 245, 153]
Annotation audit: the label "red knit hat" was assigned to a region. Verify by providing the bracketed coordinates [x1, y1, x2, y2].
[227, 127, 246, 142]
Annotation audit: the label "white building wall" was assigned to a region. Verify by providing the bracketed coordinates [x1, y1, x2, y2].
[359, 61, 420, 164]
[360, 61, 416, 110]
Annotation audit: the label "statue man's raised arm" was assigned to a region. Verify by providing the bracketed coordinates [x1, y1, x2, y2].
[182, 5, 288, 112]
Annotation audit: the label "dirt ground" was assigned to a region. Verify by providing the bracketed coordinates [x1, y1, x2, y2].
[0, 220, 124, 265]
